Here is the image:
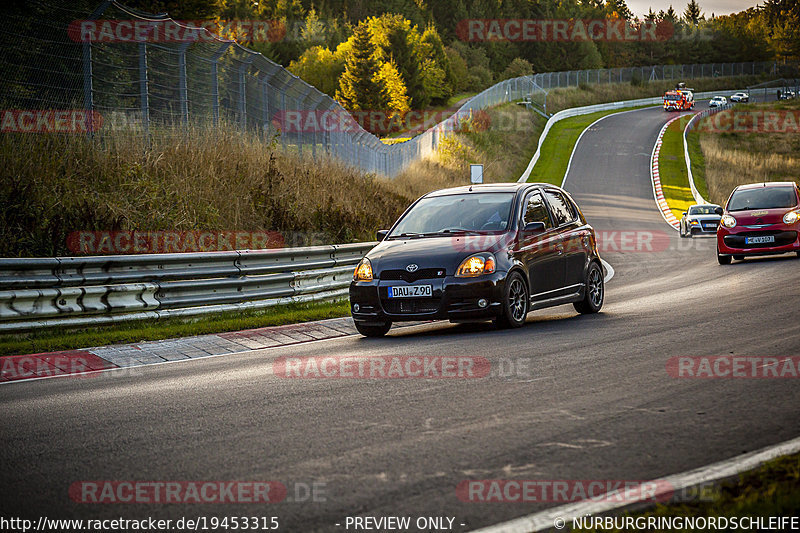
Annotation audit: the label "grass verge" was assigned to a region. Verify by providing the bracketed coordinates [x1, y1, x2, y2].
[0, 299, 350, 357]
[658, 117, 696, 221]
[686, 128, 709, 201]
[572, 452, 800, 532]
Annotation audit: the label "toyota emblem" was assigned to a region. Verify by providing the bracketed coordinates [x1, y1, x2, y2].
[406, 264, 419, 272]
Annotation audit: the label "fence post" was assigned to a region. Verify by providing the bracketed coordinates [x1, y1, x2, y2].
[238, 54, 257, 131]
[82, 41, 94, 137]
[259, 75, 269, 136]
[295, 85, 314, 156]
[81, 1, 112, 138]
[281, 92, 287, 151]
[307, 93, 325, 160]
[138, 42, 149, 138]
[211, 42, 231, 127]
[178, 42, 191, 125]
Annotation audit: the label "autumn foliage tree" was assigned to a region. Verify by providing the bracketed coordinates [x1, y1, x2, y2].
[335, 23, 410, 134]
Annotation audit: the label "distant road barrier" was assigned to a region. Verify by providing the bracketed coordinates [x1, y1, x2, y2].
[684, 103, 734, 205]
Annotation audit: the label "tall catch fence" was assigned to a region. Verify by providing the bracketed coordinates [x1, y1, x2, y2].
[0, 0, 788, 177]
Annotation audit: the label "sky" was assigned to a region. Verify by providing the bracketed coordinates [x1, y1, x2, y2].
[625, 0, 761, 18]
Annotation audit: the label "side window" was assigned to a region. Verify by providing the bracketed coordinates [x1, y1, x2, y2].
[544, 190, 576, 227]
[523, 191, 552, 229]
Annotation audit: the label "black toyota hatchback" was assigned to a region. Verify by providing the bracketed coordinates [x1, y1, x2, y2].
[349, 183, 604, 337]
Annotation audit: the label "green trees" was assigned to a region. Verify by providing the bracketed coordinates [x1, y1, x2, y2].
[684, 0, 704, 25]
[135, 0, 798, 131]
[336, 23, 389, 113]
[501, 58, 533, 81]
[288, 46, 345, 97]
[335, 23, 410, 134]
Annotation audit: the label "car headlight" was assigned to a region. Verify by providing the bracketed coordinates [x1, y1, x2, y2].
[456, 254, 496, 277]
[353, 258, 373, 281]
[783, 210, 800, 225]
[690, 220, 699, 225]
[720, 214, 737, 228]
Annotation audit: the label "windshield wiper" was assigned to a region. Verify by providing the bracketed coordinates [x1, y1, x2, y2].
[430, 228, 481, 235]
[388, 232, 425, 239]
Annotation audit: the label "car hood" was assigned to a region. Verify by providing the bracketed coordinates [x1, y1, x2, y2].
[687, 215, 721, 222]
[727, 207, 795, 225]
[367, 234, 512, 275]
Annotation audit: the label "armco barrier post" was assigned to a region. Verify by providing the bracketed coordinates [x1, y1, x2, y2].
[138, 42, 149, 137]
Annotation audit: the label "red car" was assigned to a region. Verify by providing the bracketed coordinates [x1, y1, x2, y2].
[716, 181, 800, 264]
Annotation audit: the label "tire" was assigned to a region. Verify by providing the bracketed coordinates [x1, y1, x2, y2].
[733, 255, 744, 261]
[495, 272, 528, 329]
[796, 252, 800, 258]
[354, 320, 392, 338]
[717, 247, 731, 265]
[679, 222, 687, 238]
[574, 262, 604, 314]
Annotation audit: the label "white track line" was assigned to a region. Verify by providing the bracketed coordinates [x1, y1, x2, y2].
[472, 435, 800, 533]
[650, 115, 693, 231]
[560, 108, 650, 281]
[600, 259, 615, 283]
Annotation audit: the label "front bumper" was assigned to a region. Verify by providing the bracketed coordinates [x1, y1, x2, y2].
[689, 222, 719, 235]
[349, 272, 507, 324]
[717, 227, 800, 256]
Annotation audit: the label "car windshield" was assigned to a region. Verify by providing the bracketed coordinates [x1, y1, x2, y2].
[388, 192, 515, 237]
[728, 186, 798, 211]
[689, 206, 719, 215]
[665, 95, 679, 101]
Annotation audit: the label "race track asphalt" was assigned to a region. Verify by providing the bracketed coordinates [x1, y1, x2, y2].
[1, 100, 798, 532]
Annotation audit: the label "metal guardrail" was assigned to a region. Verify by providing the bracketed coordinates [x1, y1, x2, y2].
[683, 103, 734, 205]
[0, 243, 375, 332]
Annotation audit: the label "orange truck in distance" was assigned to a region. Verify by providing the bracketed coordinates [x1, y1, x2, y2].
[663, 83, 695, 111]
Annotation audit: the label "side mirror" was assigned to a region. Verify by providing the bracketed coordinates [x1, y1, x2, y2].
[522, 221, 546, 235]
[682, 212, 687, 217]
[714, 207, 724, 216]
[376, 229, 389, 241]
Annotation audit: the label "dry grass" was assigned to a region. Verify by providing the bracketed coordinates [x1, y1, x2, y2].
[0, 125, 410, 256]
[0, 105, 541, 257]
[698, 99, 800, 204]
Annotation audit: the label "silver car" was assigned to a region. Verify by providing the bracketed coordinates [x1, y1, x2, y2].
[680, 204, 722, 237]
[709, 96, 727, 107]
